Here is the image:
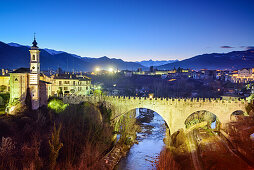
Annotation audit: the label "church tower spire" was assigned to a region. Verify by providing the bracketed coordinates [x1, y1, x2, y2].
[32, 33, 38, 48]
[29, 34, 40, 109]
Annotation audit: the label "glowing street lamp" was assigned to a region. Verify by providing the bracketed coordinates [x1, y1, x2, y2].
[108, 67, 114, 73]
[149, 93, 154, 99]
[95, 67, 101, 72]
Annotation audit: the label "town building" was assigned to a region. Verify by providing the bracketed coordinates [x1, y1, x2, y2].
[231, 68, 254, 83]
[0, 70, 10, 93]
[9, 38, 50, 110]
[0, 37, 92, 111]
[50, 74, 91, 96]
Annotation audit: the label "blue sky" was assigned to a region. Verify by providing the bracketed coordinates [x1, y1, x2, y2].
[0, 0, 254, 61]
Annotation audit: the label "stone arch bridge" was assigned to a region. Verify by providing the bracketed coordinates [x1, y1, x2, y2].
[62, 96, 248, 134]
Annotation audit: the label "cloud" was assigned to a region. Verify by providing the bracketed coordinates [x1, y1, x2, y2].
[220, 46, 234, 49]
[246, 46, 254, 50]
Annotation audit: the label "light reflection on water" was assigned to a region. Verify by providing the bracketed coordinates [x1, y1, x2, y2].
[117, 111, 166, 170]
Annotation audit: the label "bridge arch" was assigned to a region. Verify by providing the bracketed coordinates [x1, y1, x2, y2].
[116, 107, 171, 132]
[231, 110, 245, 116]
[184, 110, 220, 130]
[113, 108, 169, 144]
[230, 110, 245, 121]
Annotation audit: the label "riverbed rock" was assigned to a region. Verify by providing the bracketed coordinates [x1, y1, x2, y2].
[170, 128, 186, 148]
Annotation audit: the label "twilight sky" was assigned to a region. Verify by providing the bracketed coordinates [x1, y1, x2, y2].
[0, 0, 254, 61]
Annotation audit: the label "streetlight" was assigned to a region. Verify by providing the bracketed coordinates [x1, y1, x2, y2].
[95, 67, 101, 72]
[108, 67, 114, 73]
[149, 93, 154, 99]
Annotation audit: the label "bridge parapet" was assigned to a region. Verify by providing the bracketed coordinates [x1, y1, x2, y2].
[62, 95, 248, 116]
[61, 95, 247, 106]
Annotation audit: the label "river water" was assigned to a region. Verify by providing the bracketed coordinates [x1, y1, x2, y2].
[116, 109, 166, 170]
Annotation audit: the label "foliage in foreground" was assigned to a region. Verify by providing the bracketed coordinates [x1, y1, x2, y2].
[0, 101, 114, 169]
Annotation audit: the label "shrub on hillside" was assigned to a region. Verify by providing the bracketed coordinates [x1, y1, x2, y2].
[48, 98, 68, 113]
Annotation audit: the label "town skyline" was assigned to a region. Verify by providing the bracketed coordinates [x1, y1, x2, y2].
[1, 0, 254, 61]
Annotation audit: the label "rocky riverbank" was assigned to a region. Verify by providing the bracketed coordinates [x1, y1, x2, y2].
[157, 115, 254, 170]
[95, 142, 134, 170]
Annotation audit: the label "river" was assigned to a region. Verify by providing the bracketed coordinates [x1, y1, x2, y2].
[116, 109, 166, 170]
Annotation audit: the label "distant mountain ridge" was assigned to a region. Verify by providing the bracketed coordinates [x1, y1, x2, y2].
[2, 41, 254, 72]
[157, 50, 254, 70]
[0, 41, 146, 71]
[136, 59, 178, 67]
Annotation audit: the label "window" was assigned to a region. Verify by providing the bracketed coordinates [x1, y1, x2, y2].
[59, 81, 62, 85]
[64, 81, 70, 84]
[64, 87, 68, 90]
[73, 81, 75, 85]
[32, 55, 35, 60]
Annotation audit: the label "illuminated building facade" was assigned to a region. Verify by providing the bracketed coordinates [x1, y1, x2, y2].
[0, 71, 10, 93]
[231, 68, 254, 83]
[9, 38, 50, 110]
[50, 74, 91, 96]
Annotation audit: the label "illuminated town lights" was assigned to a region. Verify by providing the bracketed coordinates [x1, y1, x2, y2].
[108, 67, 114, 72]
[149, 93, 154, 99]
[95, 67, 101, 72]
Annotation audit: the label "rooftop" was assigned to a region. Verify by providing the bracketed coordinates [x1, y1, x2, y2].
[53, 74, 91, 81]
[11, 68, 30, 73]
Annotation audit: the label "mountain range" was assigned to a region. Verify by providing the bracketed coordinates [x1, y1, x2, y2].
[0, 41, 254, 72]
[136, 59, 178, 67]
[0, 42, 145, 72]
[157, 50, 254, 70]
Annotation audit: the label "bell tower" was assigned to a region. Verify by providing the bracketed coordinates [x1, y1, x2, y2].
[29, 34, 40, 109]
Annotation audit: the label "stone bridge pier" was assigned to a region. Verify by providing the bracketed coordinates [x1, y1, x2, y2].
[62, 95, 248, 134]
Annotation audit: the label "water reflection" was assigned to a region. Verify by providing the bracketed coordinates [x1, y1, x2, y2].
[117, 109, 166, 170]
